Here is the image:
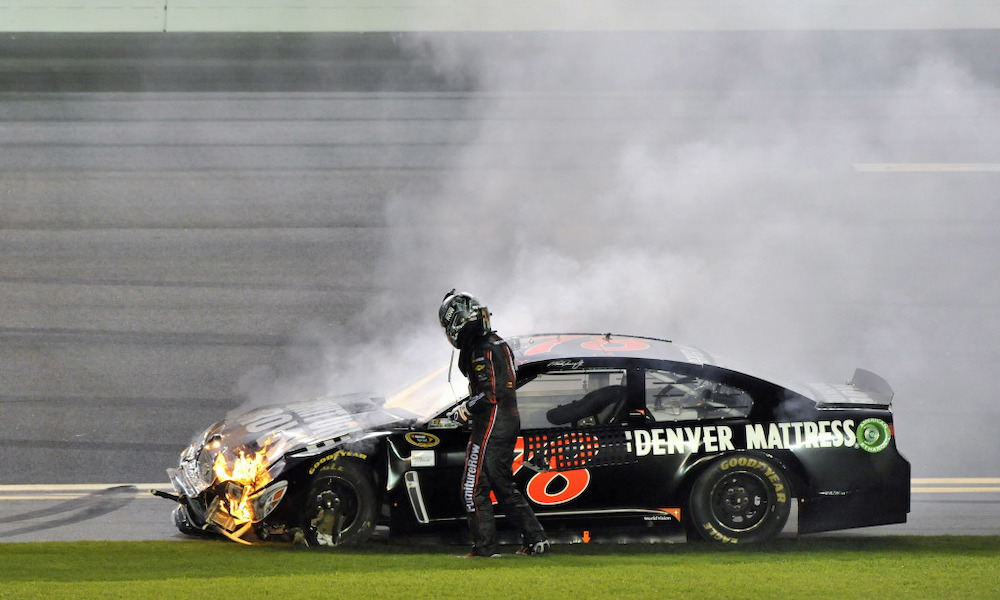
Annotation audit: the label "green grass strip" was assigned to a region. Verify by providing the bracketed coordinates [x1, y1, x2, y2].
[1, 537, 998, 600]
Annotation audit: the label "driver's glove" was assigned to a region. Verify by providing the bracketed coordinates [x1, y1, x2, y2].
[448, 401, 471, 424]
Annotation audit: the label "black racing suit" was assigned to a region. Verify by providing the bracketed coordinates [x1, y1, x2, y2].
[458, 331, 546, 556]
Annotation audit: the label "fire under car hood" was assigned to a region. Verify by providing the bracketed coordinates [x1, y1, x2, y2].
[170, 393, 421, 497]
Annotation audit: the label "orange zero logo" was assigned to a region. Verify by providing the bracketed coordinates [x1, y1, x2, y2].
[513, 437, 592, 506]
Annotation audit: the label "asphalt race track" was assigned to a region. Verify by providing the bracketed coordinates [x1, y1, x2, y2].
[0, 479, 997, 541]
[2, 32, 999, 542]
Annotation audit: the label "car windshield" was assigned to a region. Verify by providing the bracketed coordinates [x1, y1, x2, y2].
[382, 356, 469, 423]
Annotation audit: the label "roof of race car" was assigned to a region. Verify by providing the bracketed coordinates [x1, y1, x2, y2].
[508, 333, 891, 406]
[507, 333, 812, 398]
[509, 333, 716, 366]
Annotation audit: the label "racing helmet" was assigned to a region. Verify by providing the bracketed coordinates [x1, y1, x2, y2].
[439, 289, 490, 348]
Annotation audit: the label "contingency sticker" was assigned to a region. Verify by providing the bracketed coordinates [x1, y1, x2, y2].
[405, 432, 441, 448]
[855, 418, 892, 453]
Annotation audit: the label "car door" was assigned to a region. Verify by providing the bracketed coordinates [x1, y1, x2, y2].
[626, 364, 755, 503]
[513, 364, 660, 514]
[513, 362, 755, 518]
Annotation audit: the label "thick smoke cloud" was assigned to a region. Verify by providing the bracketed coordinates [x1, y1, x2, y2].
[246, 30, 998, 476]
[370, 32, 999, 475]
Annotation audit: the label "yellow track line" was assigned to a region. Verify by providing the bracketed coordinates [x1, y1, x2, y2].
[911, 478, 1000, 493]
[912, 488, 1000, 493]
[911, 478, 1000, 484]
[1, 479, 998, 501]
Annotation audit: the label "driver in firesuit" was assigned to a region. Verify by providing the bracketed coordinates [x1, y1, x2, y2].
[439, 290, 550, 558]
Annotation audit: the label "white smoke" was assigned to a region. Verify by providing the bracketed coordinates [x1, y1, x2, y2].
[370, 31, 1000, 475]
[242, 28, 999, 476]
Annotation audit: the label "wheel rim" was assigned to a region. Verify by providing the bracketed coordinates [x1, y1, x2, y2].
[315, 479, 361, 532]
[708, 472, 770, 532]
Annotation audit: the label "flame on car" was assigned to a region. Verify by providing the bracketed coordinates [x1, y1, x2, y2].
[213, 442, 271, 525]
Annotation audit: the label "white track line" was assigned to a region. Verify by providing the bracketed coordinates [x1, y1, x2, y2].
[0, 484, 171, 492]
[0, 483, 173, 501]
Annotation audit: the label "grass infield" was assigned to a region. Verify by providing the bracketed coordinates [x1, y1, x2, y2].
[1, 536, 998, 599]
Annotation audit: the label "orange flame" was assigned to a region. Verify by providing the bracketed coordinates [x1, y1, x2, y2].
[213, 442, 271, 523]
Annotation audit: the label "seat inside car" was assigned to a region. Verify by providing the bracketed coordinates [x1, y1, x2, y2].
[546, 385, 626, 426]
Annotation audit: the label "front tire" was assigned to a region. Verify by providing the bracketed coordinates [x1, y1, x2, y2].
[173, 504, 213, 537]
[303, 459, 378, 546]
[688, 454, 791, 544]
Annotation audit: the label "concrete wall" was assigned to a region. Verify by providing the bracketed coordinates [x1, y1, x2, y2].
[0, 1, 163, 31]
[3, 0, 1000, 33]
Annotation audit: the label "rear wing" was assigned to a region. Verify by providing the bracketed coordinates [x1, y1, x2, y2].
[850, 368, 894, 404]
[806, 368, 894, 408]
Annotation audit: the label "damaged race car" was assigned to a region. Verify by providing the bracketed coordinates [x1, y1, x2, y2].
[156, 333, 910, 546]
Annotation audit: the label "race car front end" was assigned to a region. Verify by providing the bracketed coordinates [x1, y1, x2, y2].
[157, 393, 429, 545]
[165, 424, 291, 544]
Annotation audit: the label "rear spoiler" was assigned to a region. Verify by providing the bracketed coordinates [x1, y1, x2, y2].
[850, 368, 894, 405]
[808, 368, 894, 408]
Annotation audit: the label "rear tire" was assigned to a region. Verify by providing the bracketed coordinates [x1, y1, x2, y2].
[688, 454, 791, 544]
[304, 459, 378, 546]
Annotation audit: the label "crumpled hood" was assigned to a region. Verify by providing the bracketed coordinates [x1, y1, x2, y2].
[170, 393, 421, 499]
[218, 393, 421, 461]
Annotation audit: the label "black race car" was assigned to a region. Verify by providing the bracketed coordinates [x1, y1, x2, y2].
[157, 333, 910, 546]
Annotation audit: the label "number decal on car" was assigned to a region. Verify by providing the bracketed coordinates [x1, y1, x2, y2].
[580, 337, 650, 352]
[523, 334, 650, 356]
[512, 438, 591, 506]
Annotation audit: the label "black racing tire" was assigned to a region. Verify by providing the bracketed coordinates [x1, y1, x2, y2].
[687, 454, 791, 544]
[304, 459, 378, 546]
